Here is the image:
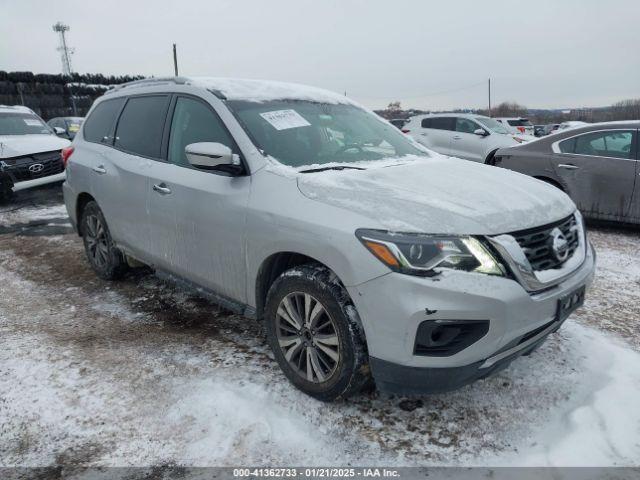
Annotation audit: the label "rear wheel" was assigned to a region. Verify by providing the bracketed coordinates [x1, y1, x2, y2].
[80, 201, 128, 280]
[264, 265, 370, 401]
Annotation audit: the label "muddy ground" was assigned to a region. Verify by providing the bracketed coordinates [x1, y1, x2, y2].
[1, 185, 639, 467]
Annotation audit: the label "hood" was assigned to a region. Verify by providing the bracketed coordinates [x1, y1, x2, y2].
[0, 135, 70, 159]
[297, 156, 575, 235]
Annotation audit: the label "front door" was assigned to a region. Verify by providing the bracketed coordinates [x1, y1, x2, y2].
[553, 129, 637, 220]
[449, 117, 486, 162]
[146, 95, 251, 302]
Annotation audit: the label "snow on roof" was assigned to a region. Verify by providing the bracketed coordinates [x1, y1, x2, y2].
[0, 105, 34, 114]
[186, 77, 354, 104]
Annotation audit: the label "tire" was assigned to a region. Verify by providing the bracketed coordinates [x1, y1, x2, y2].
[484, 149, 498, 166]
[0, 174, 14, 204]
[264, 264, 370, 401]
[80, 201, 128, 280]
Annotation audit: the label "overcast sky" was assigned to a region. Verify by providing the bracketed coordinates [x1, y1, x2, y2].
[1, 0, 638, 110]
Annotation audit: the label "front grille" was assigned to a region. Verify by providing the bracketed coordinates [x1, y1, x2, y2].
[2, 151, 64, 182]
[511, 214, 579, 271]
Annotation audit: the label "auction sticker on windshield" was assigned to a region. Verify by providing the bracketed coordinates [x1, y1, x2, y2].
[23, 119, 43, 126]
[260, 109, 311, 130]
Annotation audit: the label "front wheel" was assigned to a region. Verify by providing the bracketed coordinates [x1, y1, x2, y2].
[264, 265, 370, 401]
[80, 201, 128, 280]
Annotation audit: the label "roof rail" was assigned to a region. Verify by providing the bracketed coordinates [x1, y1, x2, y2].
[106, 76, 190, 94]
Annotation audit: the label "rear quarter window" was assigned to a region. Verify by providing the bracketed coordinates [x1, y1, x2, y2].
[83, 98, 125, 143]
[559, 137, 576, 153]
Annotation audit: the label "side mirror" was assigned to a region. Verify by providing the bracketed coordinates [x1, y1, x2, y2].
[185, 142, 241, 171]
[474, 128, 488, 136]
[53, 127, 67, 136]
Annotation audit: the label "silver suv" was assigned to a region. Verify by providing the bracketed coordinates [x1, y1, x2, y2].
[63, 77, 596, 400]
[404, 113, 531, 164]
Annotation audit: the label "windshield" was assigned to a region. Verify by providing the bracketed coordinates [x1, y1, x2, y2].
[474, 117, 510, 134]
[226, 100, 428, 167]
[0, 112, 52, 135]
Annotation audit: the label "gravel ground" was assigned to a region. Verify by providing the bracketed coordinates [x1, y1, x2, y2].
[0, 185, 639, 467]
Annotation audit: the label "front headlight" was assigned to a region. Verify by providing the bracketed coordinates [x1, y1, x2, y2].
[356, 229, 505, 277]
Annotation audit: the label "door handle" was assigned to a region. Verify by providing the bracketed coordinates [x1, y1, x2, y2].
[453, 135, 462, 140]
[152, 183, 172, 195]
[558, 163, 579, 170]
[92, 165, 107, 174]
[420, 132, 428, 136]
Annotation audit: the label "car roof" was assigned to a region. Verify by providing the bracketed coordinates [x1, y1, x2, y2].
[576, 120, 640, 129]
[408, 112, 486, 121]
[103, 76, 355, 105]
[0, 105, 35, 114]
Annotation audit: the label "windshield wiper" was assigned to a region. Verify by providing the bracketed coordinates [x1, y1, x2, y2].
[299, 165, 366, 174]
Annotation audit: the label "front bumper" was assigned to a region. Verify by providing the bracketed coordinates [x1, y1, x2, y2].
[11, 171, 66, 192]
[347, 241, 596, 394]
[371, 315, 565, 395]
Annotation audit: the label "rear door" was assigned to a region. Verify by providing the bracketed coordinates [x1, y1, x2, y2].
[449, 117, 486, 162]
[146, 95, 251, 301]
[414, 117, 455, 155]
[553, 129, 637, 220]
[92, 94, 170, 259]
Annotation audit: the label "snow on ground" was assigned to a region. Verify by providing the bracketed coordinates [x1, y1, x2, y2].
[1, 191, 639, 467]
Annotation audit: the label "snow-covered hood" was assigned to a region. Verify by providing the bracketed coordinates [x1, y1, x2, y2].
[0, 135, 70, 159]
[297, 156, 575, 235]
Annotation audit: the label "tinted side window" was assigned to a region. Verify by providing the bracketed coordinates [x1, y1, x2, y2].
[573, 131, 633, 159]
[431, 117, 455, 131]
[168, 97, 235, 167]
[114, 96, 169, 158]
[421, 118, 432, 128]
[83, 98, 125, 143]
[455, 118, 479, 134]
[559, 137, 576, 153]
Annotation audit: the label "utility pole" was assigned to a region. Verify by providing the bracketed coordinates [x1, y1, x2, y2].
[488, 78, 492, 117]
[173, 43, 179, 76]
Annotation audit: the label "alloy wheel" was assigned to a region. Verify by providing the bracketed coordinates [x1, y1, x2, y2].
[275, 292, 340, 383]
[85, 214, 109, 269]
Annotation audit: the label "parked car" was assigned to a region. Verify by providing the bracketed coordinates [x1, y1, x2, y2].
[494, 121, 639, 225]
[47, 116, 84, 140]
[534, 125, 546, 137]
[388, 118, 408, 130]
[63, 77, 595, 400]
[494, 117, 535, 136]
[404, 113, 532, 164]
[555, 121, 589, 133]
[0, 105, 70, 199]
[544, 124, 560, 135]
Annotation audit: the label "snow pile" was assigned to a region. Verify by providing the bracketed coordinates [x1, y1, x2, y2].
[188, 77, 355, 105]
[494, 322, 640, 466]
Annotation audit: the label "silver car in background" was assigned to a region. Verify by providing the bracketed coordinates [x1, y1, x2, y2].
[404, 113, 531, 164]
[63, 77, 595, 400]
[495, 121, 640, 225]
